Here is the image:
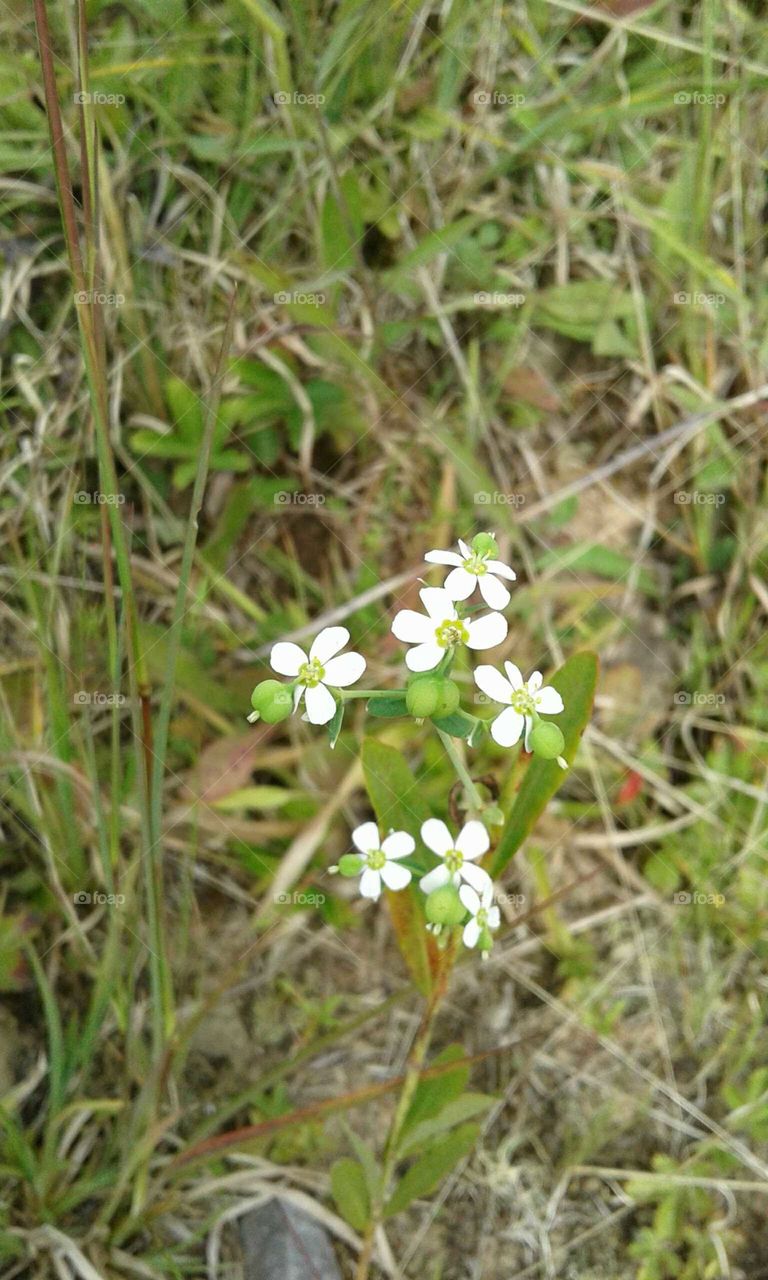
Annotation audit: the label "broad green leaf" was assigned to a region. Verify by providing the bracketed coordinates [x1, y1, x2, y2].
[401, 1044, 470, 1134]
[431, 709, 477, 740]
[384, 1123, 480, 1217]
[398, 1092, 494, 1156]
[212, 786, 300, 811]
[367, 694, 408, 719]
[492, 652, 598, 876]
[330, 1158, 369, 1230]
[361, 739, 433, 993]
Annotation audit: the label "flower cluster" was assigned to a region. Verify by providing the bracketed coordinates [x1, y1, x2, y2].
[334, 820, 501, 959]
[249, 532, 570, 961]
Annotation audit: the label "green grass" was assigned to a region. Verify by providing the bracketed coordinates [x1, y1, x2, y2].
[1, 0, 768, 1275]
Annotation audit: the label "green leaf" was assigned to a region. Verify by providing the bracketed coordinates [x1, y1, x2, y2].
[384, 1123, 480, 1217]
[492, 652, 598, 877]
[401, 1044, 470, 1134]
[330, 1158, 369, 1230]
[367, 694, 409, 719]
[398, 1092, 495, 1156]
[430, 709, 476, 740]
[328, 699, 344, 749]
[361, 739, 433, 993]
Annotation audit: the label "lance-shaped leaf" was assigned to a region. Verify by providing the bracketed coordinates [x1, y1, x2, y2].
[491, 651, 598, 877]
[361, 739, 436, 994]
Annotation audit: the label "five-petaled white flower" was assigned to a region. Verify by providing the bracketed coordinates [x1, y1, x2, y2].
[425, 538, 516, 610]
[419, 819, 492, 894]
[351, 822, 414, 900]
[270, 626, 365, 725]
[392, 587, 507, 673]
[459, 881, 501, 955]
[474, 662, 564, 749]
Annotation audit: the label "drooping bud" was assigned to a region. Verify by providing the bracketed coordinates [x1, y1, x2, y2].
[250, 679, 294, 724]
[471, 532, 499, 558]
[424, 883, 466, 927]
[433, 679, 461, 718]
[337, 853, 363, 876]
[406, 675, 442, 718]
[528, 721, 565, 760]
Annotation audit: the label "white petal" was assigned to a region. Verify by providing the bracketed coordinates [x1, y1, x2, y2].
[456, 820, 490, 860]
[487, 559, 517, 582]
[380, 860, 412, 891]
[460, 861, 493, 893]
[463, 918, 481, 948]
[487, 906, 501, 928]
[405, 642, 442, 672]
[310, 626, 349, 664]
[443, 567, 477, 601]
[536, 686, 564, 714]
[503, 661, 524, 689]
[419, 865, 450, 894]
[352, 821, 380, 854]
[421, 818, 454, 856]
[419, 586, 456, 621]
[458, 539, 472, 558]
[465, 611, 507, 651]
[323, 652, 366, 687]
[524, 716, 533, 751]
[528, 671, 543, 692]
[381, 831, 414, 860]
[478, 572, 510, 610]
[474, 664, 513, 706]
[359, 868, 382, 899]
[425, 549, 463, 566]
[459, 883, 480, 915]
[479, 880, 495, 908]
[270, 641, 307, 676]
[491, 707, 525, 747]
[304, 682, 337, 725]
[293, 685, 304, 712]
[391, 609, 434, 644]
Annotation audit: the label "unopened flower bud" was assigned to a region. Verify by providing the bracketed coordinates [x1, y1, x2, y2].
[528, 721, 565, 760]
[337, 854, 363, 877]
[406, 675, 442, 718]
[250, 679, 293, 724]
[424, 884, 466, 927]
[471, 532, 499, 558]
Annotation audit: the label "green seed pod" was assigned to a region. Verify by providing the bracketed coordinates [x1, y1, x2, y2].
[406, 675, 442, 718]
[471, 531, 499, 558]
[338, 853, 363, 876]
[250, 679, 293, 724]
[433, 679, 461, 718]
[528, 721, 565, 759]
[424, 884, 466, 927]
[483, 805, 505, 827]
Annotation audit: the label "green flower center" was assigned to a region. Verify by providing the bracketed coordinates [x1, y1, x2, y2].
[476, 907, 488, 928]
[366, 848, 386, 870]
[444, 848, 464, 874]
[510, 687, 536, 716]
[297, 658, 325, 687]
[463, 553, 488, 576]
[435, 618, 469, 649]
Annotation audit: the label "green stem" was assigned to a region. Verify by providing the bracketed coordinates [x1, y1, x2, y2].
[436, 728, 484, 816]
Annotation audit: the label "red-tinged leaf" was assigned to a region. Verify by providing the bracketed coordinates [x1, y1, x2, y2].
[617, 770, 643, 804]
